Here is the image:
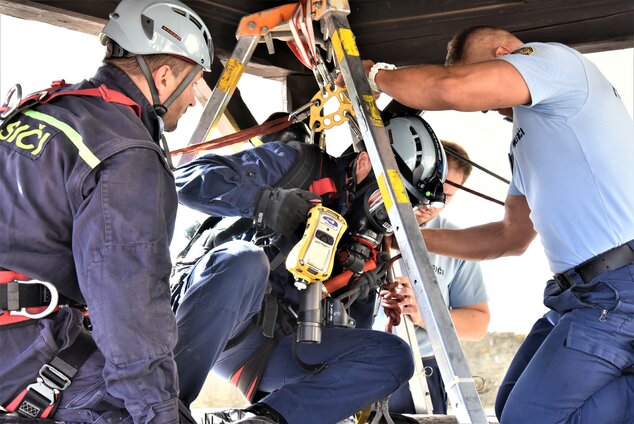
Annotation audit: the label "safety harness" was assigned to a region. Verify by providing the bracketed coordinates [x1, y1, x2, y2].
[170, 141, 390, 401]
[1, 81, 141, 420]
[0, 271, 97, 420]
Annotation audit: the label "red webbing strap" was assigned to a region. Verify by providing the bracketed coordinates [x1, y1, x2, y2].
[229, 336, 279, 401]
[170, 116, 293, 157]
[42, 85, 142, 118]
[4, 390, 56, 419]
[0, 270, 30, 282]
[0, 80, 141, 118]
[309, 178, 337, 197]
[4, 331, 96, 419]
[0, 307, 58, 326]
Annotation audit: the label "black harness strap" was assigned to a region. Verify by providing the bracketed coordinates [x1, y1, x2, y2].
[229, 336, 280, 402]
[266, 141, 327, 273]
[0, 283, 47, 311]
[275, 141, 322, 191]
[5, 330, 96, 419]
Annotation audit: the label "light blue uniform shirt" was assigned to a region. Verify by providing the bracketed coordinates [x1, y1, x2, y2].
[374, 215, 488, 358]
[498, 42, 634, 273]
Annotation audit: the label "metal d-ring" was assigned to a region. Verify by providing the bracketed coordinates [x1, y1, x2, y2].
[10, 279, 59, 319]
[0, 84, 23, 119]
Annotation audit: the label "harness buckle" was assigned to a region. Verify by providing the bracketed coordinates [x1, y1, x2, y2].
[9, 279, 59, 319]
[23, 378, 57, 414]
[39, 363, 71, 391]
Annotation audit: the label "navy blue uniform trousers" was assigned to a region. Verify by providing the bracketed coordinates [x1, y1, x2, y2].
[173, 240, 414, 424]
[497, 261, 634, 423]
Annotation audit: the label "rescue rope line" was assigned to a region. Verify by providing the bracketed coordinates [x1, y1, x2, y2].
[446, 179, 505, 206]
[170, 115, 293, 156]
[380, 253, 404, 333]
[444, 145, 510, 185]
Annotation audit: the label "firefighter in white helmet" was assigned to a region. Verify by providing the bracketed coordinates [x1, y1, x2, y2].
[0, 1, 213, 422]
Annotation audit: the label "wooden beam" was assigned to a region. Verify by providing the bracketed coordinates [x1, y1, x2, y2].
[0, 0, 105, 36]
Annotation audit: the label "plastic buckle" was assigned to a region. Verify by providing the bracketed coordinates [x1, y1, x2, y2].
[39, 364, 71, 391]
[9, 279, 59, 319]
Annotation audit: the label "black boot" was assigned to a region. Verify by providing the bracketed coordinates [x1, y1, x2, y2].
[204, 403, 287, 424]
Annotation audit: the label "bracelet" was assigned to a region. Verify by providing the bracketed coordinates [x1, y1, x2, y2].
[368, 62, 396, 93]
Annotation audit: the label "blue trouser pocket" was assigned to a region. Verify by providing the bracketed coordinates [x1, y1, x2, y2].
[56, 378, 132, 423]
[566, 320, 634, 371]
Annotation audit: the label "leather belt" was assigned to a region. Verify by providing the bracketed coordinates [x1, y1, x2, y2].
[553, 241, 634, 291]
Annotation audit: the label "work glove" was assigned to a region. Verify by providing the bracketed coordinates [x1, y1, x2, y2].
[254, 187, 321, 236]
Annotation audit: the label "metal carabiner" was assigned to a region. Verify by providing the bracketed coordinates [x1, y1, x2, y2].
[0, 84, 23, 119]
[10, 279, 59, 319]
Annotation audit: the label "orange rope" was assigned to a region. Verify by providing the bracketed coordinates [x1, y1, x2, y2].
[171, 116, 293, 157]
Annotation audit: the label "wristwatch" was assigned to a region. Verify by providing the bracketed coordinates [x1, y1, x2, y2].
[368, 62, 396, 93]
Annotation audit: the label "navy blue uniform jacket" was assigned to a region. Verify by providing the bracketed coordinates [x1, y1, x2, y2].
[0, 64, 180, 422]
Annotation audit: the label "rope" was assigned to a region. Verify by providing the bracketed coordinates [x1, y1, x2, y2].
[170, 116, 292, 157]
[444, 145, 510, 185]
[287, 0, 317, 69]
[380, 254, 404, 333]
[446, 179, 505, 206]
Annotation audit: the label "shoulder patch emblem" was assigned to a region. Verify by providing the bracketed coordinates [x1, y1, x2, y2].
[511, 46, 534, 56]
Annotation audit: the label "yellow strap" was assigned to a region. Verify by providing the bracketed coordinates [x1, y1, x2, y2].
[23, 110, 100, 169]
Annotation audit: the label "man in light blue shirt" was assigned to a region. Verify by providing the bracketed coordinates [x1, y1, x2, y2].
[380, 141, 489, 415]
[364, 25, 634, 422]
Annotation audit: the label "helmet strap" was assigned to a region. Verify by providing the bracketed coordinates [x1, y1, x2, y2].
[136, 56, 167, 116]
[161, 65, 199, 111]
[136, 56, 200, 117]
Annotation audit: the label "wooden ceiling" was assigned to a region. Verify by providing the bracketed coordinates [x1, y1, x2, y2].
[1, 0, 631, 124]
[1, 0, 632, 80]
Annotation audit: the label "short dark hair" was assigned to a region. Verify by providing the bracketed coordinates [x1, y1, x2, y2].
[442, 140, 472, 181]
[104, 54, 191, 77]
[445, 25, 502, 66]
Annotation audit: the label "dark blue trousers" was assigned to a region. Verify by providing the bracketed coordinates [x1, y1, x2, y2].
[174, 240, 414, 424]
[174, 241, 271, 405]
[498, 263, 634, 423]
[495, 311, 557, 419]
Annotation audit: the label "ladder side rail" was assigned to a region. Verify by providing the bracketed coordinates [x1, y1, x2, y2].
[318, 9, 487, 424]
[179, 35, 260, 166]
[390, 259, 433, 415]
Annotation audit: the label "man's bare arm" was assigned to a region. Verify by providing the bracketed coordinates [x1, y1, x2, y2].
[374, 59, 531, 112]
[449, 302, 490, 340]
[422, 194, 537, 261]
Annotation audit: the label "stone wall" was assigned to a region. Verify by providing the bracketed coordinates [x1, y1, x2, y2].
[461, 332, 526, 408]
[191, 332, 526, 411]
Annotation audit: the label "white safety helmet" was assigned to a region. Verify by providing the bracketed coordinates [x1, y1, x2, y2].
[101, 0, 213, 71]
[100, 0, 214, 116]
[387, 115, 448, 208]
